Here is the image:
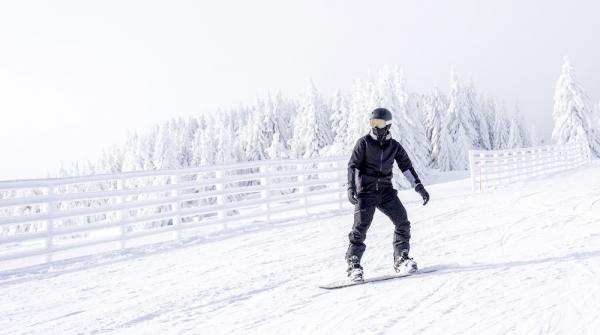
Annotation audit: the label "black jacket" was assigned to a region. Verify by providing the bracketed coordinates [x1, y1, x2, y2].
[347, 133, 421, 193]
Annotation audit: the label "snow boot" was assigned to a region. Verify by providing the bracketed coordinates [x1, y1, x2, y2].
[346, 255, 364, 282]
[394, 250, 418, 275]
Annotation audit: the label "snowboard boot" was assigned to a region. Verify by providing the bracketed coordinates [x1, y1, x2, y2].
[346, 255, 364, 282]
[394, 250, 418, 275]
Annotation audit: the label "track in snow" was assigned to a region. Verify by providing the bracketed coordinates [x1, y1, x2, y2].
[2, 164, 600, 334]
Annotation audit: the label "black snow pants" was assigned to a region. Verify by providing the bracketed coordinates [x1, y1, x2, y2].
[346, 186, 411, 262]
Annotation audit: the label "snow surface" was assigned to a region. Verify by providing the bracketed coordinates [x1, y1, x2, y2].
[2, 164, 600, 334]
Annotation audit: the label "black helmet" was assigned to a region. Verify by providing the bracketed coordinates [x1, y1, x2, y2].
[369, 108, 392, 143]
[370, 108, 392, 122]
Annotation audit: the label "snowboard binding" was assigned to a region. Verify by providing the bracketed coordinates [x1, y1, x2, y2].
[394, 250, 418, 275]
[346, 255, 364, 282]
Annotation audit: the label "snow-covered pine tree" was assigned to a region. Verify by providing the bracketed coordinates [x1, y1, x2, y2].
[506, 104, 527, 149]
[274, 92, 296, 146]
[191, 115, 216, 166]
[266, 132, 290, 160]
[434, 121, 454, 171]
[141, 128, 157, 171]
[475, 96, 492, 150]
[423, 85, 448, 168]
[482, 97, 497, 150]
[528, 125, 540, 146]
[178, 117, 199, 168]
[168, 118, 187, 169]
[463, 80, 486, 149]
[492, 102, 510, 150]
[390, 67, 429, 178]
[153, 122, 178, 170]
[345, 79, 371, 149]
[214, 111, 237, 164]
[122, 132, 144, 172]
[318, 90, 352, 158]
[446, 70, 475, 170]
[552, 57, 600, 157]
[98, 146, 124, 173]
[262, 93, 294, 153]
[240, 103, 268, 161]
[290, 81, 333, 159]
[330, 90, 349, 149]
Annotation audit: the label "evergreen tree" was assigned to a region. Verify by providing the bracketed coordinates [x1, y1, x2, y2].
[493, 102, 510, 150]
[463, 80, 484, 148]
[122, 132, 144, 172]
[346, 79, 371, 149]
[390, 67, 429, 177]
[142, 128, 157, 170]
[330, 90, 349, 149]
[266, 132, 290, 160]
[475, 97, 492, 150]
[481, 97, 497, 150]
[290, 81, 333, 159]
[153, 122, 178, 170]
[242, 103, 268, 161]
[506, 105, 527, 149]
[435, 123, 454, 171]
[214, 112, 237, 164]
[552, 57, 600, 156]
[446, 70, 474, 170]
[424, 85, 448, 168]
[98, 147, 124, 173]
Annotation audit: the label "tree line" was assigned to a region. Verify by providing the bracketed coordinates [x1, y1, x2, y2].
[57, 60, 600, 187]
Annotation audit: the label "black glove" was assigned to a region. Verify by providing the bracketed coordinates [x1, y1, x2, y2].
[347, 188, 358, 205]
[415, 184, 429, 206]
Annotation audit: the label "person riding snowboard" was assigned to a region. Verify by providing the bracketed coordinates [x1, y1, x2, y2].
[346, 107, 430, 282]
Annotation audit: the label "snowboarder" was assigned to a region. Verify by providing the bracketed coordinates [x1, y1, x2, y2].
[346, 107, 430, 282]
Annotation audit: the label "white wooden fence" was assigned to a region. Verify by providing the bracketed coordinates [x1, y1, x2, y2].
[0, 156, 348, 270]
[469, 142, 591, 192]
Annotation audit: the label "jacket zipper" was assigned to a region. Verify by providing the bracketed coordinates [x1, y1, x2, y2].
[377, 144, 383, 191]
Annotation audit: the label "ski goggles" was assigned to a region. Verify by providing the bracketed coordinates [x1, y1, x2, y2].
[369, 118, 391, 128]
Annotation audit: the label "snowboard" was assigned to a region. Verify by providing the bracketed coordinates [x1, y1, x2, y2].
[319, 268, 438, 290]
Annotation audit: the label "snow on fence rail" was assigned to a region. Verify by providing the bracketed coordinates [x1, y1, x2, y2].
[468, 142, 591, 192]
[0, 156, 348, 271]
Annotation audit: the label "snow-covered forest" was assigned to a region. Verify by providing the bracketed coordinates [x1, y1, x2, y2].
[57, 59, 600, 181]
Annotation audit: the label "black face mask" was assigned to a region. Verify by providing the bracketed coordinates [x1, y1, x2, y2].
[372, 126, 389, 141]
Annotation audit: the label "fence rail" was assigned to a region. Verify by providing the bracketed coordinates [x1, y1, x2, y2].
[0, 156, 349, 270]
[468, 142, 591, 192]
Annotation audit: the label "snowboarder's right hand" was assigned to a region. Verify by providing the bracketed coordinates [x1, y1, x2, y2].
[415, 184, 430, 206]
[347, 188, 358, 205]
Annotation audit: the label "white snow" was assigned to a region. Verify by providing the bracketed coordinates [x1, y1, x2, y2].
[2, 163, 600, 334]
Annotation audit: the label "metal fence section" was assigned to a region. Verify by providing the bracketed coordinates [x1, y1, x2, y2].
[468, 142, 591, 192]
[0, 156, 348, 270]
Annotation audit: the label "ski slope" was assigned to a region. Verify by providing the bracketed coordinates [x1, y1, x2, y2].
[2, 163, 600, 335]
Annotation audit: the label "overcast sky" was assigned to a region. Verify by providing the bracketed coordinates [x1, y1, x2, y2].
[1, 0, 599, 180]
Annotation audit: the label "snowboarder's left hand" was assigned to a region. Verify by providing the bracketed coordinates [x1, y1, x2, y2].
[415, 184, 429, 206]
[347, 188, 358, 205]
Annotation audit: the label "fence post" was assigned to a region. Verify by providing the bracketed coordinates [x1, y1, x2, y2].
[259, 164, 271, 224]
[297, 163, 308, 215]
[479, 154, 484, 192]
[43, 185, 57, 264]
[215, 170, 226, 230]
[517, 150, 524, 182]
[555, 146, 561, 172]
[492, 153, 499, 189]
[546, 147, 552, 172]
[115, 178, 126, 249]
[468, 151, 477, 192]
[171, 174, 181, 240]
